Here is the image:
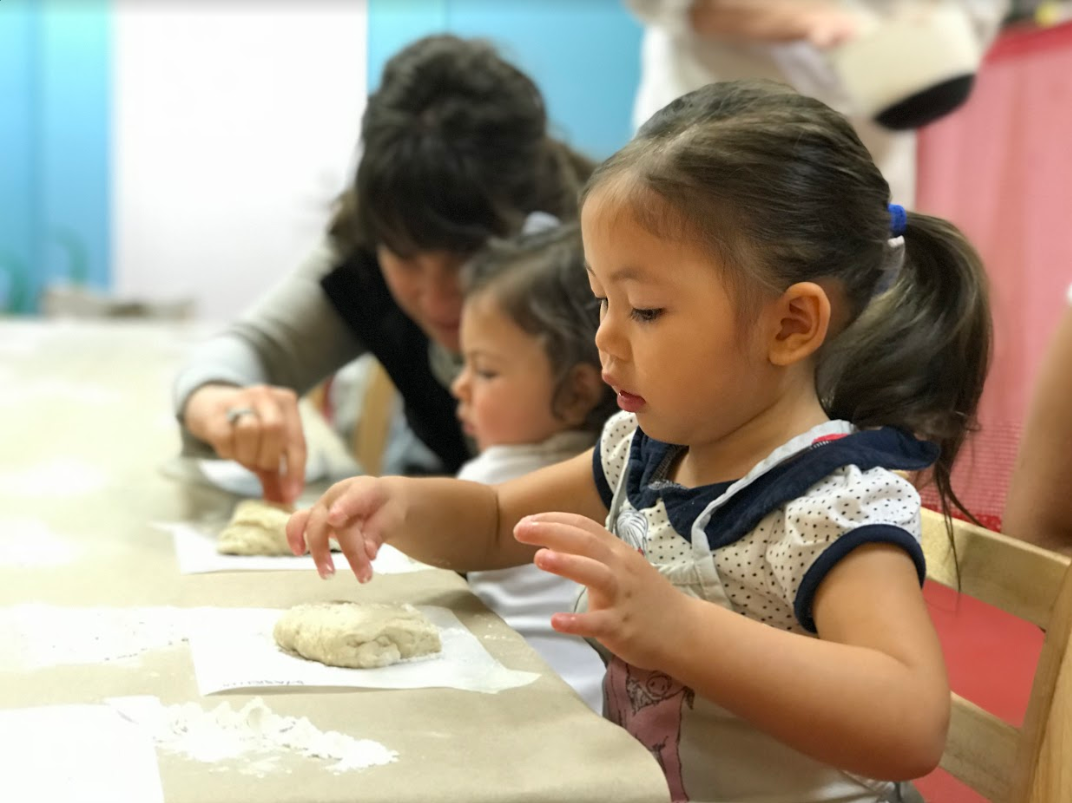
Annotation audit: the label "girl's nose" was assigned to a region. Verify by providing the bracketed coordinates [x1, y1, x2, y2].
[450, 367, 470, 401]
[594, 314, 624, 361]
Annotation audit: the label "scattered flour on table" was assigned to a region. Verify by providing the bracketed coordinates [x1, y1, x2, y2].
[0, 518, 80, 567]
[111, 696, 397, 775]
[0, 605, 201, 670]
[0, 378, 121, 408]
[0, 457, 108, 497]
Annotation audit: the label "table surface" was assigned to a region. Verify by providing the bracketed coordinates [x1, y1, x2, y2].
[0, 319, 670, 803]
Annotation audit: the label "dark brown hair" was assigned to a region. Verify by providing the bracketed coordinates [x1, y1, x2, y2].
[462, 222, 616, 435]
[582, 79, 991, 520]
[329, 35, 594, 258]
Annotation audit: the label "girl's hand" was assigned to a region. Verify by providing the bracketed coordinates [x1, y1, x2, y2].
[514, 512, 689, 671]
[183, 383, 307, 504]
[286, 477, 401, 582]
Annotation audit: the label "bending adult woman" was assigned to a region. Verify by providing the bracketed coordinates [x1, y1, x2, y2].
[174, 35, 594, 503]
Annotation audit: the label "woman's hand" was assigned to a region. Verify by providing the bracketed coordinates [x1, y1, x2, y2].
[286, 476, 403, 582]
[182, 383, 307, 504]
[689, 1, 859, 49]
[514, 512, 689, 671]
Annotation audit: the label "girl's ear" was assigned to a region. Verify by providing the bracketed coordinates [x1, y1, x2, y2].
[767, 282, 831, 367]
[559, 363, 605, 426]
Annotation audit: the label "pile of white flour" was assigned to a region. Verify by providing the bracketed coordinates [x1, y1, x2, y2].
[111, 696, 397, 774]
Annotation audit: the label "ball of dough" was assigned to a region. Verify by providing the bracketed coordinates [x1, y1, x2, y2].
[273, 602, 441, 669]
[216, 500, 294, 556]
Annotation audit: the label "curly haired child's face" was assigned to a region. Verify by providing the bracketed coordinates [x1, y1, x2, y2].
[451, 294, 577, 452]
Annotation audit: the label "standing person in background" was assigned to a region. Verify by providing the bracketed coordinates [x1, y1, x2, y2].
[450, 218, 617, 711]
[624, 0, 1009, 206]
[174, 35, 595, 503]
[1003, 288, 1072, 555]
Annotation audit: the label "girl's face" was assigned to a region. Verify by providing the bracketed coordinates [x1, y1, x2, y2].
[377, 246, 468, 353]
[451, 293, 576, 452]
[581, 190, 784, 452]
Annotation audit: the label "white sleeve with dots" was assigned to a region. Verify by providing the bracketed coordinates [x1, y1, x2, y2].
[765, 467, 923, 631]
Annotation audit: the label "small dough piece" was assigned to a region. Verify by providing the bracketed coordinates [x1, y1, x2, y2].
[273, 602, 442, 669]
[217, 500, 294, 555]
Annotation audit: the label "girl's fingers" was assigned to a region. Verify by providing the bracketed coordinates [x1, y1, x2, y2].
[520, 511, 610, 534]
[533, 549, 618, 596]
[515, 515, 617, 564]
[549, 610, 616, 640]
[285, 508, 312, 555]
[303, 505, 337, 578]
[327, 479, 384, 527]
[335, 526, 373, 583]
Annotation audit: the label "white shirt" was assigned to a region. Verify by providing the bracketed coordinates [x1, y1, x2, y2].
[624, 0, 1009, 208]
[457, 431, 606, 713]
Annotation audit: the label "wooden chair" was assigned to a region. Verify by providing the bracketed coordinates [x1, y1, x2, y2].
[921, 508, 1072, 802]
[349, 360, 397, 477]
[305, 359, 399, 478]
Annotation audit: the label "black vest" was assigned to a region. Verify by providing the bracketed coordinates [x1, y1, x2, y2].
[320, 250, 469, 474]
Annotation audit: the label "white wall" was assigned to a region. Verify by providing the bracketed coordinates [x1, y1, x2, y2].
[112, 1, 367, 322]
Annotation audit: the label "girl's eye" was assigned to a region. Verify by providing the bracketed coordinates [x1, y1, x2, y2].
[595, 297, 608, 316]
[475, 369, 498, 380]
[630, 308, 663, 323]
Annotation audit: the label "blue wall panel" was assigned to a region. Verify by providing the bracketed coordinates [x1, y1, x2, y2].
[0, 0, 41, 312]
[0, 0, 111, 313]
[39, 0, 112, 294]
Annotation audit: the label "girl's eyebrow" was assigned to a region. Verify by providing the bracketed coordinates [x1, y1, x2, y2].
[464, 348, 503, 362]
[584, 262, 649, 283]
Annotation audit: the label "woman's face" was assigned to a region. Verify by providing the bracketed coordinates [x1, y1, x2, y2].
[377, 246, 468, 352]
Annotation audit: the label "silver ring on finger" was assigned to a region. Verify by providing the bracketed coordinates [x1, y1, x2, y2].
[225, 406, 258, 425]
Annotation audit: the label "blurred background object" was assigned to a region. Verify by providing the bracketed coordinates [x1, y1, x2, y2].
[0, 0, 643, 321]
[4, 3, 1072, 802]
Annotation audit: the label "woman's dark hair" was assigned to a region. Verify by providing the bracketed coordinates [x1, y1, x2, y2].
[461, 222, 616, 435]
[581, 79, 991, 521]
[329, 35, 594, 258]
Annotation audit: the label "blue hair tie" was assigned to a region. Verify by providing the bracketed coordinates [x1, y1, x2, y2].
[888, 204, 907, 237]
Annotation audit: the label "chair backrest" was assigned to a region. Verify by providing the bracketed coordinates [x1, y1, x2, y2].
[920, 508, 1072, 803]
[351, 360, 397, 477]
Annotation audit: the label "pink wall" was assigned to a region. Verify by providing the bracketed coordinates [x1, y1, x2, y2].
[916, 21, 1072, 529]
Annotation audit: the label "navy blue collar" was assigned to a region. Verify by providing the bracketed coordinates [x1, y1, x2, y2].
[624, 425, 938, 548]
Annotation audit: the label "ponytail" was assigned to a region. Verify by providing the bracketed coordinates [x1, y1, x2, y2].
[818, 211, 992, 519]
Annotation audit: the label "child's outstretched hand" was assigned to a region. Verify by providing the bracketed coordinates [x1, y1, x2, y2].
[286, 476, 401, 583]
[514, 513, 688, 671]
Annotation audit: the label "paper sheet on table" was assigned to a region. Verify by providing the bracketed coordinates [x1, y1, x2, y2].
[154, 521, 434, 575]
[188, 606, 540, 696]
[0, 704, 165, 803]
[194, 451, 329, 497]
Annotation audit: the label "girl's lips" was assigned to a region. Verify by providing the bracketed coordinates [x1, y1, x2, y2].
[616, 390, 646, 413]
[603, 373, 646, 412]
